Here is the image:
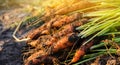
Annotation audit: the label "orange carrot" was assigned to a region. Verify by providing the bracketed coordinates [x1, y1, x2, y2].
[27, 35, 52, 48]
[52, 33, 78, 52]
[54, 18, 88, 36]
[69, 40, 94, 64]
[25, 50, 45, 65]
[27, 23, 47, 40]
[27, 15, 62, 40]
[52, 13, 82, 27]
[45, 37, 58, 46]
[71, 49, 85, 63]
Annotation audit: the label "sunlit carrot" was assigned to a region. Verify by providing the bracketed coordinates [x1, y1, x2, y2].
[55, 0, 96, 15]
[54, 0, 80, 11]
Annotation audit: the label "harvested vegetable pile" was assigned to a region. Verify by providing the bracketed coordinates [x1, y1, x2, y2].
[12, 0, 120, 65]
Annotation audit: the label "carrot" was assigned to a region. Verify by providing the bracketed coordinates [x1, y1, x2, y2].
[27, 22, 51, 40]
[52, 13, 82, 28]
[25, 50, 45, 65]
[26, 55, 59, 65]
[69, 40, 94, 64]
[55, 0, 96, 15]
[28, 35, 51, 48]
[52, 33, 78, 52]
[27, 15, 62, 40]
[53, 19, 87, 37]
[54, 25, 74, 37]
[45, 37, 58, 46]
[70, 49, 85, 64]
[27, 23, 47, 40]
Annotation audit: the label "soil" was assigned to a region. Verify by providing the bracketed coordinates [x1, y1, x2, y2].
[0, 8, 29, 65]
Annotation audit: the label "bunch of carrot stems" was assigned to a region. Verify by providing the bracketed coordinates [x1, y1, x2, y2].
[76, 0, 120, 45]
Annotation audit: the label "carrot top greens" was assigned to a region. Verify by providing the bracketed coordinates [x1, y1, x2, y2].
[76, 0, 120, 45]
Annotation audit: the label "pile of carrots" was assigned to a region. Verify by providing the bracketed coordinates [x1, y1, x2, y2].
[12, 0, 120, 65]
